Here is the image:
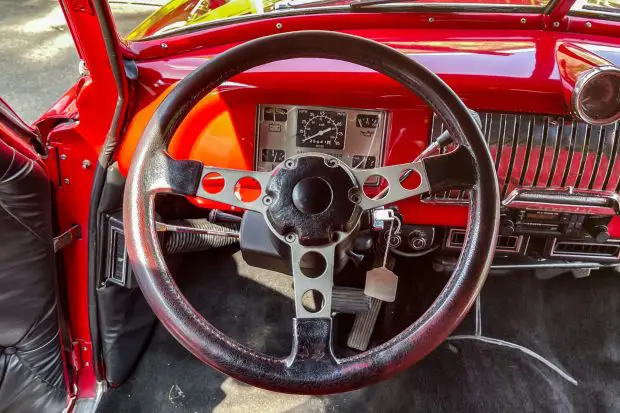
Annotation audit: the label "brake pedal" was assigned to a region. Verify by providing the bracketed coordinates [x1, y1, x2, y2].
[347, 298, 382, 351]
[332, 286, 371, 314]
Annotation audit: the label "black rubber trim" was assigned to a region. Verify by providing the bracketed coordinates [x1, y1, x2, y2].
[124, 31, 499, 395]
[87, 0, 130, 382]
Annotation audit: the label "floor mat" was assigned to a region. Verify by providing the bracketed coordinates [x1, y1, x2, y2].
[96, 248, 620, 412]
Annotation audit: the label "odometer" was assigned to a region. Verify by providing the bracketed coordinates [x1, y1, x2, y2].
[296, 109, 347, 149]
[256, 104, 386, 177]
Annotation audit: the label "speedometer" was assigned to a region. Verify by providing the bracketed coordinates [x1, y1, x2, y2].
[256, 105, 387, 178]
[296, 109, 347, 149]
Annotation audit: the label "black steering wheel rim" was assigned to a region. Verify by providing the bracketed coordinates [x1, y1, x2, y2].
[123, 30, 500, 394]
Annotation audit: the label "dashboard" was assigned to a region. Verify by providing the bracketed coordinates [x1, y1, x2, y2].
[115, 30, 620, 267]
[256, 105, 387, 179]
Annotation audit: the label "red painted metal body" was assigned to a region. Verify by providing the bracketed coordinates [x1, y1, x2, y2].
[21, 0, 620, 401]
[117, 30, 620, 229]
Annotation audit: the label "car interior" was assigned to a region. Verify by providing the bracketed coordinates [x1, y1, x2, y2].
[0, 0, 620, 412]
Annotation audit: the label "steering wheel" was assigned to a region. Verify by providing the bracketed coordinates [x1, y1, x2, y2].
[124, 31, 499, 394]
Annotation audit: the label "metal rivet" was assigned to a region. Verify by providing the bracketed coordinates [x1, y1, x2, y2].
[82, 160, 91, 169]
[276, 22, 283, 30]
[428, 17, 434, 23]
[64, 178, 70, 185]
[585, 21, 592, 28]
[161, 42, 168, 49]
[520, 18, 527, 24]
[553, 21, 560, 27]
[263, 196, 273, 205]
[60, 154, 67, 160]
[350, 193, 361, 204]
[82, 347, 88, 351]
[285, 233, 296, 243]
[284, 159, 295, 169]
[84, 362, 90, 367]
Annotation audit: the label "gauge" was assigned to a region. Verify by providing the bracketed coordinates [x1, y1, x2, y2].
[356, 114, 379, 129]
[296, 109, 347, 149]
[255, 104, 386, 175]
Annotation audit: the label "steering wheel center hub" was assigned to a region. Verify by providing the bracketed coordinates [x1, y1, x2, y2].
[292, 177, 333, 214]
[265, 154, 361, 246]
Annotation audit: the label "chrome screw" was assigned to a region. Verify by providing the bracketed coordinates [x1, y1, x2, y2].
[428, 17, 434, 23]
[82, 160, 91, 169]
[553, 21, 560, 28]
[285, 233, 296, 243]
[325, 158, 338, 168]
[284, 159, 295, 169]
[350, 193, 361, 204]
[60, 154, 67, 160]
[161, 42, 168, 49]
[64, 178, 70, 185]
[276, 22, 283, 30]
[520, 18, 527, 24]
[263, 196, 273, 205]
[585, 21, 592, 28]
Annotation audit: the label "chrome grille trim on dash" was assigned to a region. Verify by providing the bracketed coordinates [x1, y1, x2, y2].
[424, 113, 620, 203]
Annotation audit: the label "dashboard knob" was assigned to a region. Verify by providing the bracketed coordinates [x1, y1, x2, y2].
[500, 218, 515, 236]
[590, 225, 610, 243]
[408, 231, 427, 250]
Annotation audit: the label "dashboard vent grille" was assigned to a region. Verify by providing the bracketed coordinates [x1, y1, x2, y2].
[446, 228, 525, 253]
[550, 240, 620, 259]
[425, 113, 620, 203]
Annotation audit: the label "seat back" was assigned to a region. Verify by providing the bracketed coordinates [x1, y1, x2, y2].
[0, 113, 66, 412]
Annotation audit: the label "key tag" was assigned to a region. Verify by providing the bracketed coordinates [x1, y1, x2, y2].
[364, 213, 399, 302]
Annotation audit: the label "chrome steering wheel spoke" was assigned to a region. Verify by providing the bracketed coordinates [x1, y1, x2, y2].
[351, 160, 430, 211]
[352, 146, 477, 210]
[289, 241, 338, 319]
[145, 150, 272, 213]
[194, 165, 272, 213]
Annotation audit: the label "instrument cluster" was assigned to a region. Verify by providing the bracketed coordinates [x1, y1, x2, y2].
[256, 104, 387, 178]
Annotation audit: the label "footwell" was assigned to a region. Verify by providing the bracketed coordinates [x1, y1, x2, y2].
[96, 248, 620, 412]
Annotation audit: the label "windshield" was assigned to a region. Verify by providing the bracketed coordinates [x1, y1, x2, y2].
[571, 0, 620, 17]
[108, 0, 550, 41]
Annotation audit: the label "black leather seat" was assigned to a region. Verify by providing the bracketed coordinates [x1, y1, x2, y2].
[0, 115, 66, 412]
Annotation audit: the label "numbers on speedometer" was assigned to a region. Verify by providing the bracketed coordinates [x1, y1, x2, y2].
[296, 109, 347, 150]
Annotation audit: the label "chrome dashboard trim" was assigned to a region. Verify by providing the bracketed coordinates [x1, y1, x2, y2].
[425, 112, 620, 209]
[502, 188, 620, 215]
[572, 66, 620, 126]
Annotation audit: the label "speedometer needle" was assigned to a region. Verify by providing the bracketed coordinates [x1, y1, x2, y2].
[302, 128, 334, 142]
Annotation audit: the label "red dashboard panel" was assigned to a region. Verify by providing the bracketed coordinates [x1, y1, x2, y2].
[117, 30, 620, 229]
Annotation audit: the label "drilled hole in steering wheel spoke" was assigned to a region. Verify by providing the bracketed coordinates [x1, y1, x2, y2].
[234, 177, 262, 203]
[301, 290, 325, 313]
[400, 169, 422, 190]
[202, 172, 225, 194]
[299, 251, 327, 278]
[362, 175, 388, 199]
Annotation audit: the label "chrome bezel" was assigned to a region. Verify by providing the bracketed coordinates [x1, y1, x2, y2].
[572, 65, 620, 126]
[254, 104, 388, 184]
